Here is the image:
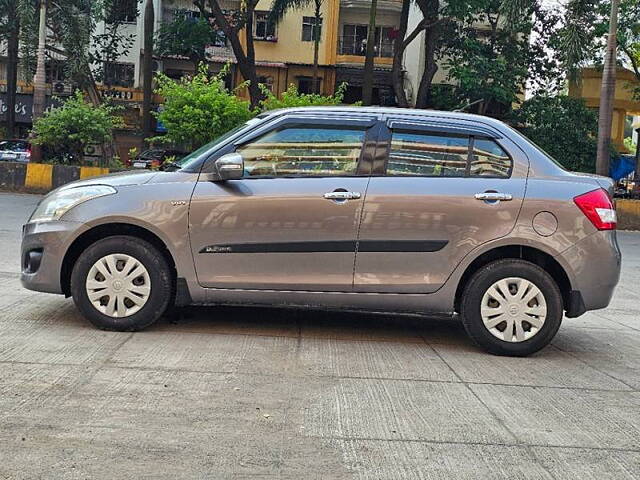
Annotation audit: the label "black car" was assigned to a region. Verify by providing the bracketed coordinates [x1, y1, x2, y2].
[130, 149, 186, 169]
[0, 140, 31, 163]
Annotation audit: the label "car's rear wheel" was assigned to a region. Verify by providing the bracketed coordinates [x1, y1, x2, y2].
[460, 259, 563, 356]
[70, 236, 173, 331]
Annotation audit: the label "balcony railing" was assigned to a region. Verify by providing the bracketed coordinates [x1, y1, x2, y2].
[338, 36, 394, 58]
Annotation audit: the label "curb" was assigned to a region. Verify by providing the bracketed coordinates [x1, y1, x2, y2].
[0, 162, 110, 193]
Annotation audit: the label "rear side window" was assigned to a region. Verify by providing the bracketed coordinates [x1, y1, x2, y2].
[387, 131, 468, 177]
[387, 129, 512, 178]
[470, 138, 511, 177]
[237, 126, 365, 177]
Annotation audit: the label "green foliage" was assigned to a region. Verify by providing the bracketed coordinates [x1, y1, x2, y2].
[509, 95, 598, 172]
[260, 83, 356, 111]
[624, 136, 637, 153]
[31, 91, 124, 163]
[151, 64, 255, 150]
[156, 16, 219, 68]
[444, 0, 562, 117]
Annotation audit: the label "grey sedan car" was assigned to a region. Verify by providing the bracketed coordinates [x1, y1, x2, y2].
[21, 107, 621, 356]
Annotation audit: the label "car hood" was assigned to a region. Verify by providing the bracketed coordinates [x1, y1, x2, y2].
[57, 170, 159, 192]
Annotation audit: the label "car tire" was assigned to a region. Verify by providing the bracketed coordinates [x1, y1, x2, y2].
[70, 236, 173, 331]
[460, 259, 563, 356]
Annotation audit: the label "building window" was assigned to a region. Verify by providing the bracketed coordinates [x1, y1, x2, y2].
[258, 76, 274, 92]
[302, 16, 322, 42]
[297, 76, 320, 94]
[107, 0, 138, 23]
[45, 60, 67, 84]
[339, 24, 396, 57]
[254, 12, 277, 41]
[103, 62, 135, 88]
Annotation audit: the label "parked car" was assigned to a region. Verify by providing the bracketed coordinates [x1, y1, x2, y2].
[20, 107, 621, 356]
[0, 139, 31, 162]
[130, 149, 186, 169]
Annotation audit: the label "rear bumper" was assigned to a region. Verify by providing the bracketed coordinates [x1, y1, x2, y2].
[558, 230, 621, 314]
[20, 220, 84, 294]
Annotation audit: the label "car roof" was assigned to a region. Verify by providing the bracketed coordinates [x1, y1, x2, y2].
[259, 106, 509, 130]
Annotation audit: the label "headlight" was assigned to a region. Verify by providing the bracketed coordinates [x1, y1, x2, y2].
[29, 185, 117, 223]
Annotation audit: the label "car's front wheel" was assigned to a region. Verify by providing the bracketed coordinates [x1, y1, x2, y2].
[70, 236, 173, 331]
[460, 259, 563, 356]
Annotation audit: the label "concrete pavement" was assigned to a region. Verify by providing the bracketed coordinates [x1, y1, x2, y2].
[0, 192, 639, 479]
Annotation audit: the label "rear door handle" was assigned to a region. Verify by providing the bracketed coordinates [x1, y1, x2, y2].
[323, 191, 361, 201]
[474, 192, 513, 202]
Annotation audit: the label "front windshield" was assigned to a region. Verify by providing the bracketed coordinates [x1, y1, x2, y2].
[176, 118, 264, 170]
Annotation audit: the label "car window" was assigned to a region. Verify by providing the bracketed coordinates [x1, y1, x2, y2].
[470, 138, 512, 178]
[177, 118, 264, 171]
[387, 130, 468, 177]
[0, 141, 28, 151]
[237, 126, 366, 177]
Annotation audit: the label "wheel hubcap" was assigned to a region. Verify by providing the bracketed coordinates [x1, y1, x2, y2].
[480, 277, 547, 343]
[85, 254, 151, 318]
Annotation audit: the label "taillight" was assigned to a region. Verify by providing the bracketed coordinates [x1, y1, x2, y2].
[573, 188, 617, 230]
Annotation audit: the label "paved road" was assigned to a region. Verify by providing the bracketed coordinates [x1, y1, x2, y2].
[1, 192, 639, 479]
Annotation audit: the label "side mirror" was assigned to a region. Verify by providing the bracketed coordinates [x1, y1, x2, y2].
[215, 152, 244, 181]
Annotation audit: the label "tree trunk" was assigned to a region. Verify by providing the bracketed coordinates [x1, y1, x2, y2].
[5, 0, 19, 138]
[596, 0, 620, 177]
[414, 20, 439, 109]
[142, 0, 155, 142]
[31, 0, 47, 163]
[312, 0, 321, 94]
[362, 0, 378, 106]
[392, 0, 411, 108]
[196, 0, 263, 107]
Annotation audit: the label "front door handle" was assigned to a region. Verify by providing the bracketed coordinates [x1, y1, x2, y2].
[474, 192, 513, 202]
[323, 191, 361, 201]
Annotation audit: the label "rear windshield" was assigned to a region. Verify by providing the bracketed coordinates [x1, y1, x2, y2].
[0, 141, 29, 152]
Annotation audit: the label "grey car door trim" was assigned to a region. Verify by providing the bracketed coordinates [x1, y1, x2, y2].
[198, 240, 449, 254]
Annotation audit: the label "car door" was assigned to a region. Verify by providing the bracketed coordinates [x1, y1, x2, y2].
[354, 118, 528, 293]
[189, 114, 378, 291]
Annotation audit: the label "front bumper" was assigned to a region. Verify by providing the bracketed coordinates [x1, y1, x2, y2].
[558, 230, 621, 313]
[20, 220, 85, 294]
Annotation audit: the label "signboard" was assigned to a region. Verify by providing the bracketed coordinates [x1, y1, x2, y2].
[0, 94, 60, 123]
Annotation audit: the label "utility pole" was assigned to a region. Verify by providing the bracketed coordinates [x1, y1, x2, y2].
[595, 0, 620, 177]
[31, 0, 47, 162]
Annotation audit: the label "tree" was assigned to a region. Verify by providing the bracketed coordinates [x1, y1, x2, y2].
[361, 0, 378, 105]
[193, 0, 263, 108]
[510, 96, 599, 173]
[31, 0, 47, 162]
[156, 15, 217, 72]
[0, 0, 21, 138]
[142, 0, 155, 142]
[596, 0, 620, 176]
[269, 0, 324, 94]
[31, 91, 124, 163]
[443, 0, 560, 117]
[151, 66, 255, 150]
[260, 82, 353, 110]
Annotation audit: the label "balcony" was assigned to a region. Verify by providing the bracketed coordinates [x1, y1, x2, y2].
[339, 0, 402, 13]
[338, 36, 394, 58]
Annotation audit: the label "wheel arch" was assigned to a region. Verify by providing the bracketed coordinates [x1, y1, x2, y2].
[453, 244, 572, 314]
[60, 223, 177, 297]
